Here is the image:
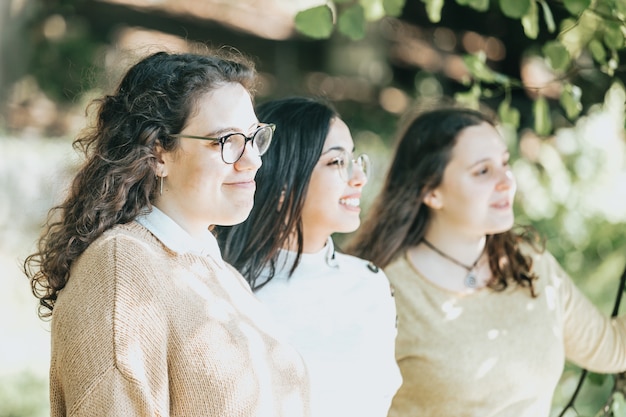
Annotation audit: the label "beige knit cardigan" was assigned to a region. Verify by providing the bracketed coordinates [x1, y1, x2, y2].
[49, 222, 311, 417]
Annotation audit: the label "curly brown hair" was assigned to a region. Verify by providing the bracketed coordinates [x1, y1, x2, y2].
[345, 107, 543, 296]
[24, 50, 257, 318]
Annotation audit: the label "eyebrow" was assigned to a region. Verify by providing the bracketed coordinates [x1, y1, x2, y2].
[321, 145, 356, 155]
[203, 121, 260, 138]
[468, 151, 510, 168]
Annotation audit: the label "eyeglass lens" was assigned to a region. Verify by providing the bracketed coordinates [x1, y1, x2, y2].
[340, 153, 370, 181]
[221, 125, 273, 164]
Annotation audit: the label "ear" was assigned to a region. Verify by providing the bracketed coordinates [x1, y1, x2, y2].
[423, 188, 443, 210]
[154, 142, 168, 178]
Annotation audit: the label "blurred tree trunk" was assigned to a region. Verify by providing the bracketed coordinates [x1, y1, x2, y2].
[0, 0, 37, 104]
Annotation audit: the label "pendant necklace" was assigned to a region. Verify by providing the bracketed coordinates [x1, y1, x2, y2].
[422, 239, 483, 288]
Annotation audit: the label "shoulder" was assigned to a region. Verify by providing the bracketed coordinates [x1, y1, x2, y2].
[382, 253, 411, 276]
[335, 251, 395, 299]
[74, 222, 173, 293]
[518, 242, 560, 273]
[224, 262, 255, 293]
[517, 243, 572, 293]
[335, 251, 386, 276]
[85, 222, 163, 256]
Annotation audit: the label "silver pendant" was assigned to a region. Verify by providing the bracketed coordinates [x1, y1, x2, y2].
[464, 271, 477, 288]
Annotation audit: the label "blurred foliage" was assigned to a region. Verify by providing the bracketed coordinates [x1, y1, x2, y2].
[0, 371, 48, 417]
[29, 16, 104, 103]
[296, 0, 626, 135]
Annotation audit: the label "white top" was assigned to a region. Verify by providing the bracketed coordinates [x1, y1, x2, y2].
[255, 238, 402, 417]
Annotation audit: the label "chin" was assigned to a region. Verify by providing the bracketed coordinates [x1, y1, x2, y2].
[222, 208, 254, 226]
[337, 219, 361, 234]
[487, 220, 515, 234]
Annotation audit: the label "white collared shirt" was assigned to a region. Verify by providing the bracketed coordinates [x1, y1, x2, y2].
[135, 206, 225, 269]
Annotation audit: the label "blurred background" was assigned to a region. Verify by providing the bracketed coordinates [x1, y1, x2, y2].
[1, 0, 625, 415]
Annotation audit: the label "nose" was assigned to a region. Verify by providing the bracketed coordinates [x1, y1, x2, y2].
[348, 162, 368, 188]
[234, 141, 262, 171]
[495, 167, 515, 191]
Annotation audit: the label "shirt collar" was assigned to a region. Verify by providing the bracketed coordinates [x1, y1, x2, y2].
[275, 236, 338, 271]
[135, 206, 225, 268]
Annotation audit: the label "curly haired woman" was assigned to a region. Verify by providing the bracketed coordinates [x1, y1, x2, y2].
[24, 50, 310, 417]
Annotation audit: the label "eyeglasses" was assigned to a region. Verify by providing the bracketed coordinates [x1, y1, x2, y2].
[171, 123, 275, 164]
[331, 151, 371, 182]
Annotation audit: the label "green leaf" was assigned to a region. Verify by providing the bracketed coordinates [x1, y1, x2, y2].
[499, 0, 530, 19]
[533, 96, 552, 136]
[463, 53, 497, 82]
[538, 0, 556, 33]
[543, 41, 570, 72]
[498, 99, 521, 128]
[521, 0, 539, 39]
[563, 0, 591, 15]
[295, 5, 334, 39]
[454, 84, 482, 109]
[422, 0, 445, 22]
[383, 0, 406, 16]
[457, 0, 489, 12]
[586, 372, 607, 386]
[338, 4, 367, 40]
[588, 39, 607, 65]
[360, 0, 386, 20]
[611, 392, 626, 417]
[604, 22, 625, 50]
[559, 83, 582, 120]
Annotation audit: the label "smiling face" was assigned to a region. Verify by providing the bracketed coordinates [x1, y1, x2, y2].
[154, 82, 262, 237]
[425, 122, 516, 238]
[299, 117, 368, 251]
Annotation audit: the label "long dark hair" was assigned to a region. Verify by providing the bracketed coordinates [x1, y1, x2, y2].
[346, 107, 541, 296]
[216, 97, 338, 289]
[25, 50, 257, 318]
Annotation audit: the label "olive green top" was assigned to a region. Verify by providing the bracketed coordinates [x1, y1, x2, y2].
[385, 247, 626, 417]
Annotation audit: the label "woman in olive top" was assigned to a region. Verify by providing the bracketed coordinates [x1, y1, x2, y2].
[347, 107, 626, 417]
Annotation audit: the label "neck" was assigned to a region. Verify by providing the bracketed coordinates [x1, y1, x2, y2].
[422, 230, 486, 267]
[152, 202, 210, 241]
[283, 232, 329, 254]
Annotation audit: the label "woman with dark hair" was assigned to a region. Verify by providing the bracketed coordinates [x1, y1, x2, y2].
[217, 97, 401, 417]
[346, 107, 626, 417]
[24, 50, 310, 417]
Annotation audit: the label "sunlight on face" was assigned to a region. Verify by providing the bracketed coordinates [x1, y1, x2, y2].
[155, 83, 262, 237]
[300, 118, 368, 252]
[429, 122, 516, 238]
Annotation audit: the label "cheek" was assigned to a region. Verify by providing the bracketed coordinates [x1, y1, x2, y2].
[302, 172, 341, 213]
[307, 169, 335, 199]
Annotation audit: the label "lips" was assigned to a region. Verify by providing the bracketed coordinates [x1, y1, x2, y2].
[490, 199, 510, 209]
[224, 179, 256, 188]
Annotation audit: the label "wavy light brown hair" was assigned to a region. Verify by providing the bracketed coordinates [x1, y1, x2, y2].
[346, 107, 542, 296]
[24, 50, 257, 318]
